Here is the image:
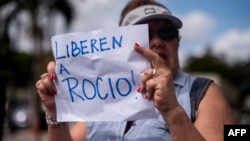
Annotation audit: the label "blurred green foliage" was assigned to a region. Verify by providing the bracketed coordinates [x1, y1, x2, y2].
[0, 0, 73, 88]
[184, 48, 250, 90]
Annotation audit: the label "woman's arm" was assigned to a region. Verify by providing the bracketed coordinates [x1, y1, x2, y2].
[194, 82, 236, 140]
[36, 61, 88, 141]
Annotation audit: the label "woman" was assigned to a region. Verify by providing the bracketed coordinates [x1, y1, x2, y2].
[36, 0, 236, 140]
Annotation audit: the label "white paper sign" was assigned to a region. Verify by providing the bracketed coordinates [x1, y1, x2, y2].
[51, 24, 157, 121]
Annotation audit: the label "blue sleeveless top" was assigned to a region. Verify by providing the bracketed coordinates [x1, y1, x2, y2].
[86, 70, 196, 141]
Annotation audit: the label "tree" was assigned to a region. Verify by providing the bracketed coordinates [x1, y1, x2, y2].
[0, 0, 74, 75]
[0, 0, 74, 139]
[0, 31, 10, 141]
[184, 47, 250, 88]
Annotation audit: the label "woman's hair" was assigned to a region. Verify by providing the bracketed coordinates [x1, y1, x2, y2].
[119, 0, 167, 26]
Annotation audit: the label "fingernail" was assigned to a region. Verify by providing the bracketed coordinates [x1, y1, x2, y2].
[137, 87, 141, 93]
[49, 74, 55, 80]
[134, 43, 140, 47]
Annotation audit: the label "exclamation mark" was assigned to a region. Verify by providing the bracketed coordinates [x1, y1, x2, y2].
[131, 70, 138, 100]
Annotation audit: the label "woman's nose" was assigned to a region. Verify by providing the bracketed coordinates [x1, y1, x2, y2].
[149, 35, 164, 52]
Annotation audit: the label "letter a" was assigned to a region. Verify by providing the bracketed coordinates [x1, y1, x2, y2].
[228, 129, 235, 136]
[59, 63, 70, 75]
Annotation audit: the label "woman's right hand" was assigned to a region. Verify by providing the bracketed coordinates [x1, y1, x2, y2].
[36, 61, 57, 115]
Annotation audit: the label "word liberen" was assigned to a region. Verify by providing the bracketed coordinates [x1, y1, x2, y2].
[55, 35, 123, 60]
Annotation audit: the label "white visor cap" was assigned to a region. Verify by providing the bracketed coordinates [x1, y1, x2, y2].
[121, 5, 182, 29]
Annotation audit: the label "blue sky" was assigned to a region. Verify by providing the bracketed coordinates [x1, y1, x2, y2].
[165, 0, 250, 29]
[168, 0, 250, 35]
[12, 0, 250, 67]
[158, 0, 250, 66]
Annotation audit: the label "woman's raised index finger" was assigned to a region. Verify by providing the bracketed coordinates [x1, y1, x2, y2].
[134, 43, 165, 68]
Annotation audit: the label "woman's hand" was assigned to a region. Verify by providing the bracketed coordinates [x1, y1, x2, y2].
[36, 61, 57, 115]
[134, 43, 180, 116]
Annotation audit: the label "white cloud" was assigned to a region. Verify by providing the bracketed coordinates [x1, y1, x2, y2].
[69, 0, 129, 32]
[180, 11, 216, 42]
[212, 28, 250, 63]
[13, 0, 250, 66]
[179, 11, 250, 64]
[12, 0, 130, 53]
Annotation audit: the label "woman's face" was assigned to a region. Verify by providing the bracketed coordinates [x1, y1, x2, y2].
[146, 20, 180, 76]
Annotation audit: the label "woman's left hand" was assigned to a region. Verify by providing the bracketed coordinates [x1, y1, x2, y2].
[134, 43, 180, 116]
